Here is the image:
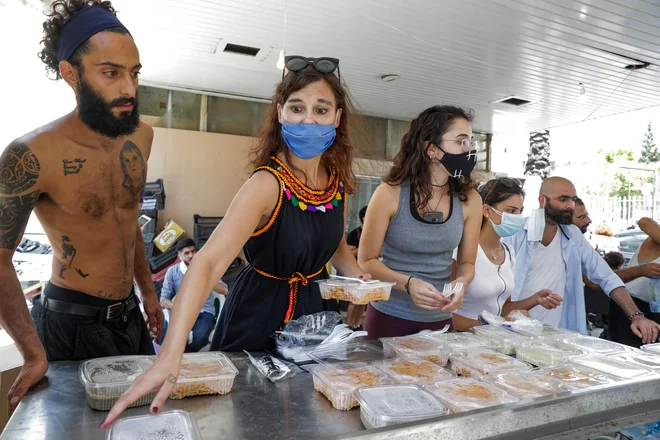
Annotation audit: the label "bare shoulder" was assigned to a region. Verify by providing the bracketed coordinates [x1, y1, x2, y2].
[371, 182, 400, 217]
[461, 188, 483, 216]
[0, 129, 54, 195]
[246, 168, 280, 197]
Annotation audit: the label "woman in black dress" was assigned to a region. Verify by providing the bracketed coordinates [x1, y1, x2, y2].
[102, 57, 369, 423]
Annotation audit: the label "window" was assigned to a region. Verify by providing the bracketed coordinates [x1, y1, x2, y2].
[346, 176, 382, 234]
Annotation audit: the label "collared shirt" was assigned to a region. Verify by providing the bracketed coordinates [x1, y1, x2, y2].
[504, 220, 624, 334]
[161, 262, 224, 316]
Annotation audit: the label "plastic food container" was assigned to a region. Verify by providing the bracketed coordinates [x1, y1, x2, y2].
[449, 349, 531, 378]
[106, 410, 202, 440]
[309, 341, 392, 367]
[542, 363, 620, 389]
[555, 336, 631, 355]
[310, 364, 393, 410]
[641, 343, 660, 355]
[79, 356, 155, 411]
[380, 335, 451, 366]
[357, 385, 449, 428]
[511, 325, 578, 340]
[316, 279, 396, 304]
[427, 332, 491, 352]
[471, 325, 532, 355]
[514, 341, 583, 367]
[424, 378, 519, 413]
[169, 352, 239, 400]
[569, 354, 656, 380]
[483, 370, 574, 399]
[609, 351, 660, 374]
[376, 358, 454, 385]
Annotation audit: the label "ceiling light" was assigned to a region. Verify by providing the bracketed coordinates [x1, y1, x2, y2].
[381, 74, 400, 82]
[276, 50, 285, 69]
[578, 82, 587, 103]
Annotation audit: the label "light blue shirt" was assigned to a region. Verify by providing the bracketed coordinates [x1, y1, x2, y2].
[161, 263, 224, 317]
[503, 220, 624, 335]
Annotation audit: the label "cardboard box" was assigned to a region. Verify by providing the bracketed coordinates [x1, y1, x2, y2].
[154, 220, 185, 253]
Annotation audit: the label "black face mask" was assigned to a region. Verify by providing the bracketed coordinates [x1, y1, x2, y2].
[436, 147, 478, 179]
[545, 198, 574, 225]
[76, 74, 140, 138]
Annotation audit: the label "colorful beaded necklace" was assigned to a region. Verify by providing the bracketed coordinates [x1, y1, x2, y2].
[271, 156, 343, 213]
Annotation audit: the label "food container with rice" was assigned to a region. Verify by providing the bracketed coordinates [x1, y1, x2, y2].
[471, 325, 532, 355]
[310, 364, 392, 410]
[357, 385, 449, 429]
[449, 349, 531, 378]
[514, 341, 582, 367]
[542, 363, 620, 389]
[482, 370, 576, 399]
[511, 325, 578, 341]
[79, 355, 155, 411]
[427, 332, 491, 352]
[554, 336, 632, 355]
[106, 410, 202, 440]
[376, 358, 454, 385]
[569, 354, 655, 380]
[169, 352, 239, 400]
[316, 279, 395, 304]
[380, 335, 451, 366]
[606, 351, 660, 374]
[424, 378, 519, 413]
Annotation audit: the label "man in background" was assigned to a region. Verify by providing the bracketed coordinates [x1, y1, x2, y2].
[346, 206, 367, 257]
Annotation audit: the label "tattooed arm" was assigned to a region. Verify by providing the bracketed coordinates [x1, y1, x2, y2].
[0, 141, 48, 413]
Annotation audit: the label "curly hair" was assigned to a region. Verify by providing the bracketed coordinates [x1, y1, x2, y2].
[385, 106, 475, 208]
[251, 65, 358, 194]
[38, 0, 128, 80]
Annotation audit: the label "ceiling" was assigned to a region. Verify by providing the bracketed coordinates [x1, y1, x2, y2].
[29, 0, 660, 133]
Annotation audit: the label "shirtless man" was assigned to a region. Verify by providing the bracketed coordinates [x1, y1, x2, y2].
[0, 0, 163, 410]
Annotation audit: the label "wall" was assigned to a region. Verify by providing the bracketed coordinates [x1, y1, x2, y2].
[147, 128, 254, 234]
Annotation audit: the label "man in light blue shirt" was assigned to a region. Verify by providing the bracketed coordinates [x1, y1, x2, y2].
[504, 177, 659, 343]
[161, 238, 228, 352]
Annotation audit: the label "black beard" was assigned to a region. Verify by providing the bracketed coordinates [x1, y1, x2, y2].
[76, 75, 140, 138]
[545, 203, 574, 225]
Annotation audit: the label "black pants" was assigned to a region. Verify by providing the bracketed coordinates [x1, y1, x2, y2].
[31, 283, 155, 362]
[608, 296, 660, 349]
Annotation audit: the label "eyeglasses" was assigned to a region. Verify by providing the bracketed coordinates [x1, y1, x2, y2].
[481, 177, 523, 204]
[574, 214, 591, 220]
[282, 56, 340, 81]
[441, 138, 478, 153]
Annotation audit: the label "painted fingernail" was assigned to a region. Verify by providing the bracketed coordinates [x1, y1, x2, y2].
[99, 418, 107, 428]
[358, 275, 364, 280]
[151, 406, 159, 415]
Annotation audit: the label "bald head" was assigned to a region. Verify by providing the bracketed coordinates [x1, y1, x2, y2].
[540, 177, 575, 197]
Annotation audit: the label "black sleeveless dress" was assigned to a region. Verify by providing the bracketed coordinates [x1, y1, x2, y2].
[211, 157, 344, 351]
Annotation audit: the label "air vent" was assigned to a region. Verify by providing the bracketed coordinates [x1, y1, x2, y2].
[495, 96, 531, 106]
[223, 43, 260, 57]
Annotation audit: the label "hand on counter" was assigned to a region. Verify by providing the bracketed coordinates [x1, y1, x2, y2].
[535, 290, 563, 310]
[101, 355, 182, 429]
[8, 348, 48, 416]
[631, 315, 660, 345]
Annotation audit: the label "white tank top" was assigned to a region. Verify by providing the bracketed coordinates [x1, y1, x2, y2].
[625, 247, 660, 303]
[456, 244, 515, 320]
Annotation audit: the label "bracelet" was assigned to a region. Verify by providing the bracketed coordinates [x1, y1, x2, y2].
[630, 311, 645, 321]
[404, 276, 414, 294]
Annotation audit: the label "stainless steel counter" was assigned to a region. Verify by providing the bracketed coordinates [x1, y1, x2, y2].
[3, 353, 660, 440]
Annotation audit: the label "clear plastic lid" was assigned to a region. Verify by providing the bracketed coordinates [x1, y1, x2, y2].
[569, 354, 655, 380]
[311, 364, 393, 393]
[542, 363, 620, 389]
[424, 378, 519, 412]
[641, 343, 660, 355]
[380, 335, 442, 354]
[80, 356, 154, 388]
[511, 325, 579, 340]
[106, 410, 202, 440]
[176, 352, 238, 384]
[450, 349, 532, 375]
[609, 351, 660, 373]
[482, 370, 573, 399]
[309, 341, 392, 367]
[427, 332, 491, 351]
[316, 279, 396, 304]
[376, 358, 454, 384]
[471, 326, 531, 354]
[357, 385, 449, 424]
[556, 336, 632, 355]
[514, 341, 583, 367]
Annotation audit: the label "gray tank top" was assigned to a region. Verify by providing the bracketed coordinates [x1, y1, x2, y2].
[371, 180, 464, 322]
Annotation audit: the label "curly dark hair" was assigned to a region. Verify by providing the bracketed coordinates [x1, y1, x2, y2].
[385, 105, 475, 208]
[38, 0, 128, 80]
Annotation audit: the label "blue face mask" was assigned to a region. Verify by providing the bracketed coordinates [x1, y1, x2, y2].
[489, 206, 526, 237]
[281, 122, 337, 159]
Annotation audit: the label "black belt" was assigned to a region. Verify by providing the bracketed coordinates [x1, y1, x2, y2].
[42, 294, 138, 321]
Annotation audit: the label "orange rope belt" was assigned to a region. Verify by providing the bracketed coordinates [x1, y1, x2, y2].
[252, 266, 325, 326]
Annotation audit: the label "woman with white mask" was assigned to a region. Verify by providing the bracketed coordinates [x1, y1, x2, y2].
[453, 178, 563, 331]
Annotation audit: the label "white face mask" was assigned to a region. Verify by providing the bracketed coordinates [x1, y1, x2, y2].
[527, 208, 546, 242]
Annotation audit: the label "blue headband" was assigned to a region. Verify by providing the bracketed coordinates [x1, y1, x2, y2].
[57, 5, 130, 62]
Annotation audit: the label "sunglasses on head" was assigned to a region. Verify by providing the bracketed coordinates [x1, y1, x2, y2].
[282, 56, 340, 81]
[481, 177, 523, 204]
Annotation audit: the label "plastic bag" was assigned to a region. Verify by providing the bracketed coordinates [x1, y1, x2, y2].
[244, 350, 302, 382]
[272, 311, 343, 347]
[478, 310, 509, 326]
